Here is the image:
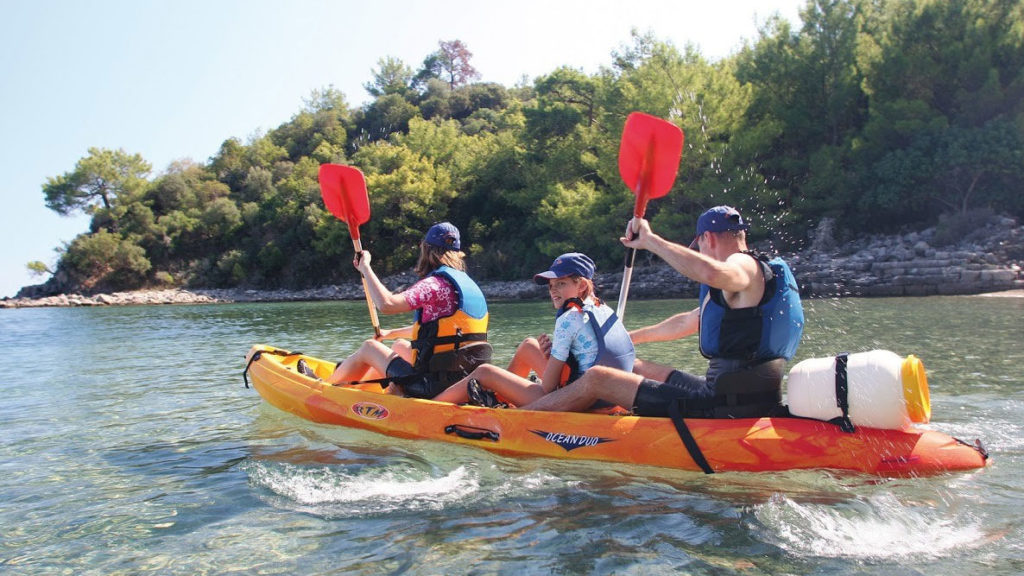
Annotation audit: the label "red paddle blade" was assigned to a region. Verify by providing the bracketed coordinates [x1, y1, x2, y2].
[618, 112, 684, 216]
[319, 164, 370, 239]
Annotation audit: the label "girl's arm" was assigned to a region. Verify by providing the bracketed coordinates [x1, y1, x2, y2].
[355, 251, 413, 314]
[378, 324, 414, 340]
[538, 356, 568, 394]
[539, 312, 579, 393]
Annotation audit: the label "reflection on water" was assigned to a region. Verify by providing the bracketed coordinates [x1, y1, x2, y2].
[0, 296, 1021, 575]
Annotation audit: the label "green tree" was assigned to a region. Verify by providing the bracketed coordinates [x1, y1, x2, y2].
[364, 56, 415, 97]
[42, 147, 152, 233]
[61, 229, 151, 291]
[349, 141, 456, 273]
[272, 87, 351, 162]
[416, 39, 480, 89]
[354, 93, 420, 142]
[853, 0, 1024, 227]
[26, 260, 54, 277]
[733, 0, 872, 235]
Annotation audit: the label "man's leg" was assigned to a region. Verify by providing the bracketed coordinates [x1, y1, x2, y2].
[631, 358, 675, 380]
[521, 365, 643, 412]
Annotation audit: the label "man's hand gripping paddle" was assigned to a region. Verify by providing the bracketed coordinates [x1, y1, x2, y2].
[616, 112, 684, 320]
[319, 164, 382, 338]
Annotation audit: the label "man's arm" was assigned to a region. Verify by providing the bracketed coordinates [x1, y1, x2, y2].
[622, 218, 760, 295]
[629, 307, 699, 344]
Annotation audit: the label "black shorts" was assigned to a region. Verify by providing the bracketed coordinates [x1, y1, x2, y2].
[384, 357, 445, 399]
[384, 344, 493, 399]
[632, 358, 785, 417]
[633, 370, 712, 417]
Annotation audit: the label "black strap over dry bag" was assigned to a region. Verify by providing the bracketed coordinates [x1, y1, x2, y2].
[830, 352, 856, 433]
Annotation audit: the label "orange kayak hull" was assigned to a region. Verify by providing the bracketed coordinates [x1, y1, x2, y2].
[245, 345, 988, 476]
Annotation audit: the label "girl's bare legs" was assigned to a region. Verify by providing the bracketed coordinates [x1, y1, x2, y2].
[326, 339, 395, 384]
[433, 363, 546, 406]
[507, 336, 549, 378]
[391, 338, 413, 363]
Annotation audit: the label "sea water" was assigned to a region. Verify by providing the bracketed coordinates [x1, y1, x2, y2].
[1, 296, 1021, 575]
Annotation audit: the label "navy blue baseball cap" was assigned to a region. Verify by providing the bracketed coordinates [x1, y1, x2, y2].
[533, 253, 596, 284]
[424, 222, 460, 251]
[689, 206, 749, 248]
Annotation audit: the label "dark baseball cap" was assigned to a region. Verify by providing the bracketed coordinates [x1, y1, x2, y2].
[424, 222, 460, 251]
[533, 252, 596, 284]
[689, 206, 749, 248]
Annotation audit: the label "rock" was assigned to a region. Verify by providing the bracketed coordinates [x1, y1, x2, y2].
[96, 294, 117, 305]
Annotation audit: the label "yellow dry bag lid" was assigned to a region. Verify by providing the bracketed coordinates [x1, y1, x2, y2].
[901, 354, 931, 423]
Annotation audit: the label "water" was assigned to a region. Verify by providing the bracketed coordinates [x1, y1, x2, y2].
[1, 296, 1022, 575]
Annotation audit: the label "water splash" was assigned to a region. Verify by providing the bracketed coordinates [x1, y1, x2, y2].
[245, 461, 480, 516]
[750, 492, 985, 560]
[244, 457, 575, 518]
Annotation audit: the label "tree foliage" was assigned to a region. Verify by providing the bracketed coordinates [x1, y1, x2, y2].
[417, 40, 481, 89]
[43, 147, 151, 233]
[29, 10, 1024, 294]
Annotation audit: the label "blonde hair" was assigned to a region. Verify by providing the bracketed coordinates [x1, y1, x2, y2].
[415, 242, 466, 277]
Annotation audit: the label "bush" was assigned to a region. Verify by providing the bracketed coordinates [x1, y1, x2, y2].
[932, 208, 996, 247]
[61, 230, 152, 291]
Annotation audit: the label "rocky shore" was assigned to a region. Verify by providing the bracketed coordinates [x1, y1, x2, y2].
[3, 218, 1022, 309]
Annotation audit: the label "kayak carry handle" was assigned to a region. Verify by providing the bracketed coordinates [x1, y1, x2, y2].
[444, 424, 499, 442]
[242, 348, 302, 388]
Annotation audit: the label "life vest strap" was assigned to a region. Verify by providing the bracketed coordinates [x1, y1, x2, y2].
[429, 331, 488, 348]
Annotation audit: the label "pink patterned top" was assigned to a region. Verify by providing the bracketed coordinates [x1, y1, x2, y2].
[403, 275, 458, 323]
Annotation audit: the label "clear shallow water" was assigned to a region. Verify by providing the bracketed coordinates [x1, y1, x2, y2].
[1, 296, 1021, 575]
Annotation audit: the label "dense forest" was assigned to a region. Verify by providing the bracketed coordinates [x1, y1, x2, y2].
[28, 0, 1024, 295]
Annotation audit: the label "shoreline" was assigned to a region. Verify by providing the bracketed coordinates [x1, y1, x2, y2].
[5, 218, 1022, 309]
[2, 277, 1022, 310]
[974, 289, 1024, 298]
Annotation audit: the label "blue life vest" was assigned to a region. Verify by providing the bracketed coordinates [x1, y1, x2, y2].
[557, 298, 636, 383]
[698, 253, 803, 362]
[411, 266, 489, 373]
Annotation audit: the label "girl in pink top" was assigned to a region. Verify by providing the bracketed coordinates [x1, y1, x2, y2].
[322, 223, 491, 398]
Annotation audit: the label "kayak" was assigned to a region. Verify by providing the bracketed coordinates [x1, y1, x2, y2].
[243, 344, 989, 476]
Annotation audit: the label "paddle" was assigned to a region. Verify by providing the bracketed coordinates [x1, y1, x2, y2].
[615, 112, 684, 320]
[318, 164, 381, 338]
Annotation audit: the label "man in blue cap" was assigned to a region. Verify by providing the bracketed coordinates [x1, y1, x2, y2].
[523, 206, 804, 420]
